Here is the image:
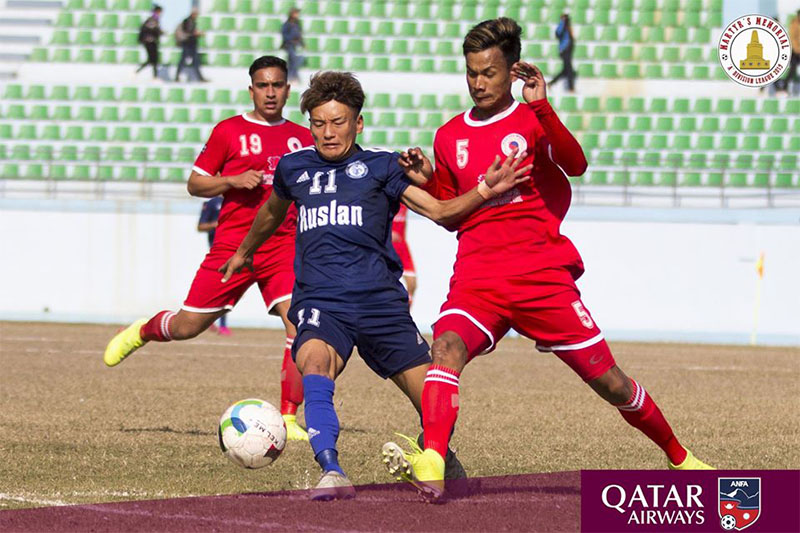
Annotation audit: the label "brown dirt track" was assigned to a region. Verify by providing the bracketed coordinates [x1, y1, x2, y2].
[1, 321, 798, 529]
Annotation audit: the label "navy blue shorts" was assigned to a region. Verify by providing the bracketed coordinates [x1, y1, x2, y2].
[289, 301, 431, 379]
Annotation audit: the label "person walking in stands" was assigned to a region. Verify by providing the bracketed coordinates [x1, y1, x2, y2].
[197, 196, 231, 335]
[281, 7, 304, 83]
[549, 13, 575, 92]
[786, 10, 800, 95]
[175, 7, 207, 82]
[136, 4, 164, 79]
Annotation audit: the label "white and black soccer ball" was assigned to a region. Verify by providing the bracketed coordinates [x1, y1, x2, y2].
[720, 514, 737, 530]
[218, 399, 286, 469]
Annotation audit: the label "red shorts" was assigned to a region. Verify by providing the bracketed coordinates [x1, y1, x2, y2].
[393, 240, 416, 277]
[432, 268, 615, 382]
[183, 243, 295, 316]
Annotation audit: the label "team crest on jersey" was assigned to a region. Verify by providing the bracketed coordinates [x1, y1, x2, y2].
[345, 160, 369, 179]
[501, 133, 527, 157]
[267, 156, 281, 171]
[719, 478, 761, 531]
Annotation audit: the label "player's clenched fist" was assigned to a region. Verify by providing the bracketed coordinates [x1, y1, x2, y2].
[481, 148, 532, 197]
[226, 169, 264, 190]
[218, 252, 253, 282]
[398, 147, 433, 186]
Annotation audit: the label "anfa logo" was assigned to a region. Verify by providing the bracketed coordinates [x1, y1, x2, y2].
[719, 478, 761, 530]
[718, 15, 791, 87]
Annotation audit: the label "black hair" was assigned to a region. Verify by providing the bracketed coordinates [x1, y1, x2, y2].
[249, 55, 288, 79]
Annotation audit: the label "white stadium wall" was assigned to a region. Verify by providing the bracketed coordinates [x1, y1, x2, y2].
[1, 199, 798, 346]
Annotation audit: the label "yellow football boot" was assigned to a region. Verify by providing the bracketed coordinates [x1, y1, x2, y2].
[103, 319, 148, 367]
[669, 448, 714, 470]
[382, 433, 445, 500]
[283, 414, 309, 442]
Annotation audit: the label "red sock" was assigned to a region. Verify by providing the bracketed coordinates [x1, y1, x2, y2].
[280, 337, 303, 415]
[615, 379, 687, 465]
[422, 364, 460, 458]
[139, 311, 176, 342]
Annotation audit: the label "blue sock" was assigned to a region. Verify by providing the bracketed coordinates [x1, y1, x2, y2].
[303, 374, 343, 475]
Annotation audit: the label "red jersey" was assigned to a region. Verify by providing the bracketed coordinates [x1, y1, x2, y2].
[392, 203, 408, 242]
[192, 113, 314, 252]
[427, 99, 588, 282]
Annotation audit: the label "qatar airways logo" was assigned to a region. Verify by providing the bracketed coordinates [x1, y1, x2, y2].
[298, 201, 364, 233]
[601, 483, 705, 526]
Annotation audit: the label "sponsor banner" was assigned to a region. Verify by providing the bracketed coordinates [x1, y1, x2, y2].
[582, 470, 799, 532]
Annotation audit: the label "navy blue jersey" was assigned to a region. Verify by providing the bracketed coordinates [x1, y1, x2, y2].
[272, 146, 411, 308]
[199, 196, 223, 247]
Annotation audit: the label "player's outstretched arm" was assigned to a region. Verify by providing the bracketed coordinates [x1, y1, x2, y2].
[398, 147, 433, 187]
[187, 169, 265, 198]
[511, 61, 587, 176]
[219, 192, 292, 282]
[401, 149, 532, 230]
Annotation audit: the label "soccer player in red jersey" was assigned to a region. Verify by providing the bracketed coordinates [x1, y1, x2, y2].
[391, 204, 417, 306]
[103, 56, 311, 441]
[383, 18, 712, 499]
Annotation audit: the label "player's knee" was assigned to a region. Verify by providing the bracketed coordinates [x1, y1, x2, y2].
[590, 366, 632, 404]
[431, 333, 467, 370]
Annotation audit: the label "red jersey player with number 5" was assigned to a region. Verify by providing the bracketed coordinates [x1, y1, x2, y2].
[383, 19, 712, 499]
[103, 56, 312, 441]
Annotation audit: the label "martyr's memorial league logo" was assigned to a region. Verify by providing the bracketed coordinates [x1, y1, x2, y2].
[718, 14, 791, 87]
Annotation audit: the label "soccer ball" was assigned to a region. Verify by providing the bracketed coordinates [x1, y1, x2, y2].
[218, 398, 287, 469]
[720, 514, 737, 530]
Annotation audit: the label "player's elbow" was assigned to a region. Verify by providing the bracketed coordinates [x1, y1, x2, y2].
[187, 178, 200, 196]
[569, 158, 588, 177]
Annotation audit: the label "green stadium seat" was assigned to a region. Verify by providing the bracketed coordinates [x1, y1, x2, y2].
[117, 166, 138, 181]
[644, 64, 663, 78]
[587, 116, 607, 131]
[442, 23, 461, 39]
[648, 135, 668, 149]
[673, 135, 691, 150]
[216, 108, 240, 122]
[349, 56, 368, 71]
[722, 117, 742, 133]
[99, 107, 119, 122]
[564, 115, 583, 131]
[423, 112, 444, 128]
[599, 64, 618, 78]
[696, 135, 714, 150]
[129, 146, 147, 162]
[700, 117, 718, 132]
[177, 147, 195, 163]
[16, 125, 33, 140]
[35, 146, 53, 161]
[325, 56, 345, 70]
[52, 105, 71, 120]
[55, 12, 73, 26]
[82, 145, 101, 161]
[577, 64, 595, 78]
[121, 50, 141, 63]
[159, 127, 178, 143]
[12, 145, 31, 160]
[747, 118, 765, 133]
[718, 136, 737, 150]
[765, 136, 783, 151]
[2, 163, 20, 178]
[169, 107, 191, 123]
[217, 17, 236, 31]
[580, 133, 599, 150]
[106, 146, 125, 162]
[41, 124, 60, 141]
[135, 127, 155, 142]
[59, 146, 78, 160]
[741, 136, 760, 151]
[112, 127, 131, 142]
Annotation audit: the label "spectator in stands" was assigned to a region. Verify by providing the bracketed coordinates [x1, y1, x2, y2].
[136, 4, 164, 80]
[549, 13, 575, 92]
[175, 7, 208, 82]
[787, 10, 800, 95]
[281, 7, 304, 83]
[197, 196, 231, 335]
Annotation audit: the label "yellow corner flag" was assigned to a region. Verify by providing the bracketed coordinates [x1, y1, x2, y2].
[751, 252, 765, 345]
[756, 252, 765, 279]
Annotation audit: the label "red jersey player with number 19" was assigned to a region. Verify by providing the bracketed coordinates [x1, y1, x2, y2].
[103, 56, 312, 441]
[383, 18, 712, 499]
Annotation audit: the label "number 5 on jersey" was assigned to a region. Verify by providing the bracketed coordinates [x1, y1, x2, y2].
[456, 139, 469, 169]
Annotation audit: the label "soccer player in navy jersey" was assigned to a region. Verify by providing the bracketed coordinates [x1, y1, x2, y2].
[219, 71, 532, 500]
